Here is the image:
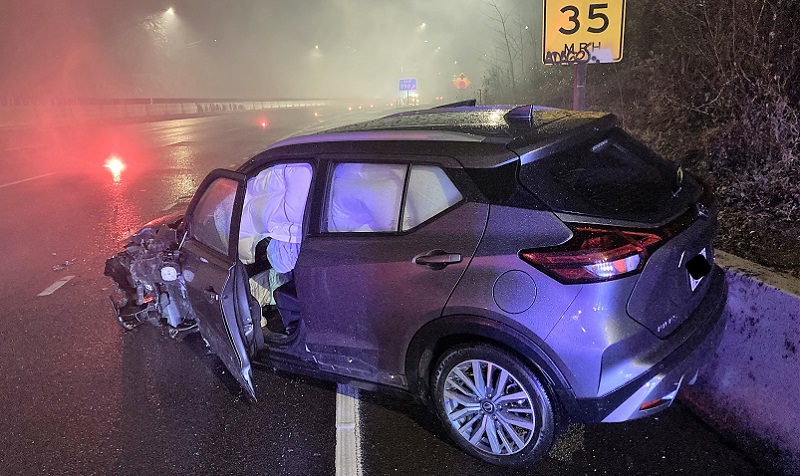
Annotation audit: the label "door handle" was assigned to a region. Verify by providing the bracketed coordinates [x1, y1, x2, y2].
[204, 287, 220, 303]
[413, 250, 462, 270]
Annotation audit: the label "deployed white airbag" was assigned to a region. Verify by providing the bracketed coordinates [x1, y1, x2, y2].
[239, 163, 312, 264]
[327, 163, 406, 232]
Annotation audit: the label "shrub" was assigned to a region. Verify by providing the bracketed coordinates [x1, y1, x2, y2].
[482, 0, 800, 246]
[593, 0, 800, 238]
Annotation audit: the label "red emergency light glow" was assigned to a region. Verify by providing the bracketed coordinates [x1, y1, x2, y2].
[104, 155, 126, 181]
[260, 120, 269, 129]
[104, 156, 125, 173]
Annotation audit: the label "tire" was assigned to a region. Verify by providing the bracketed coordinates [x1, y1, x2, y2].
[431, 344, 557, 468]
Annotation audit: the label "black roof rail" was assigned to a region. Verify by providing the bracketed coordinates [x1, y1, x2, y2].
[431, 99, 477, 109]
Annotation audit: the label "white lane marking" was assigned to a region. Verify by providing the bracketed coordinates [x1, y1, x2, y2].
[335, 384, 363, 476]
[38, 275, 75, 296]
[0, 172, 57, 189]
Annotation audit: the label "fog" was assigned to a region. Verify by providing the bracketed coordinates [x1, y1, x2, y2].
[0, 0, 538, 101]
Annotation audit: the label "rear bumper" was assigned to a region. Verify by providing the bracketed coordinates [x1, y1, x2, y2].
[569, 265, 728, 423]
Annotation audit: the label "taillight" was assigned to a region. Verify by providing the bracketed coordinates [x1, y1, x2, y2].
[520, 227, 662, 284]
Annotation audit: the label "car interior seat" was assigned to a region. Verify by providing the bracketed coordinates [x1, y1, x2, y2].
[273, 280, 300, 333]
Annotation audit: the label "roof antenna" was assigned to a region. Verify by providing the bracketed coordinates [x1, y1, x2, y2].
[504, 105, 533, 123]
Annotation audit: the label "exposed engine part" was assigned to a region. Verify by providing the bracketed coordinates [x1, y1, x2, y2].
[104, 224, 197, 333]
[108, 293, 148, 330]
[161, 266, 179, 282]
[167, 322, 199, 340]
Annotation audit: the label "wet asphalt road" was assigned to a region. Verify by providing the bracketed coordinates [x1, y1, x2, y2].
[0, 110, 769, 475]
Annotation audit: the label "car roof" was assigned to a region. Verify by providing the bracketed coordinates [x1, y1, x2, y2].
[261, 104, 617, 169]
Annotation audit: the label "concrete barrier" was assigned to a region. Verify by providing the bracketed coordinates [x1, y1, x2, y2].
[681, 250, 800, 475]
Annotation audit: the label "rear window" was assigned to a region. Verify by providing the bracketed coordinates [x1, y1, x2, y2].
[519, 128, 699, 223]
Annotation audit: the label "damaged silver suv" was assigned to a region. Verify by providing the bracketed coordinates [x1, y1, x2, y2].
[104, 103, 727, 468]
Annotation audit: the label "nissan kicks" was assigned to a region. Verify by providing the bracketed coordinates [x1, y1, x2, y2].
[104, 103, 727, 468]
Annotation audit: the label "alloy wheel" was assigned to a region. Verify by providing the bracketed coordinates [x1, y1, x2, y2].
[442, 359, 536, 455]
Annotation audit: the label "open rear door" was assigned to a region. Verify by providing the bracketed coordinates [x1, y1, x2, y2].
[179, 169, 259, 400]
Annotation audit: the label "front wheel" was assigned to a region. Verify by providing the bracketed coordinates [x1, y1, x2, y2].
[431, 344, 557, 468]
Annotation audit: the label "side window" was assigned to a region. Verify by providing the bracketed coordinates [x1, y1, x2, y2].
[190, 177, 238, 255]
[402, 165, 463, 231]
[326, 163, 407, 232]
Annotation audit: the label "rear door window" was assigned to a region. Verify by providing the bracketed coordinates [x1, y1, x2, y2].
[324, 162, 463, 233]
[326, 163, 407, 233]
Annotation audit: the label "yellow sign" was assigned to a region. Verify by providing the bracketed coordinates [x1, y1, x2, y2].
[543, 0, 626, 65]
[453, 73, 471, 89]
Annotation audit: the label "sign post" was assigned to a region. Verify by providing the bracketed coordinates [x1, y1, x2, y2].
[572, 62, 588, 110]
[542, 1, 627, 109]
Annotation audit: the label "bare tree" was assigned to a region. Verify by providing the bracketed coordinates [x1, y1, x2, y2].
[483, 1, 521, 102]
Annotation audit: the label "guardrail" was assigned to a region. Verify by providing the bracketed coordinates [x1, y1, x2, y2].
[0, 97, 333, 128]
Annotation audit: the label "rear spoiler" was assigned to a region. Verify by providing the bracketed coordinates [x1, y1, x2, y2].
[513, 113, 618, 165]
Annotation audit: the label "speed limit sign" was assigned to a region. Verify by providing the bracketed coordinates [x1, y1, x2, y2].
[543, 0, 626, 65]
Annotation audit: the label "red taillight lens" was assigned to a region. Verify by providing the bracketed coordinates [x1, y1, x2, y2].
[640, 397, 670, 411]
[520, 227, 662, 284]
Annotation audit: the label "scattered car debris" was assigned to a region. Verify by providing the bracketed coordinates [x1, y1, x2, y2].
[52, 258, 76, 271]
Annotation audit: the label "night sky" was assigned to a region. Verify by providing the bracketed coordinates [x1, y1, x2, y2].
[0, 0, 539, 100]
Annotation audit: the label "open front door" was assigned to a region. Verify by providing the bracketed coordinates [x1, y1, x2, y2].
[179, 169, 259, 400]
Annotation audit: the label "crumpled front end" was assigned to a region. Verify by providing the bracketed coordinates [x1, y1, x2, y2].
[104, 222, 197, 338]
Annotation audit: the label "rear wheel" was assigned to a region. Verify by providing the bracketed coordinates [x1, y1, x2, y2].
[431, 344, 556, 468]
